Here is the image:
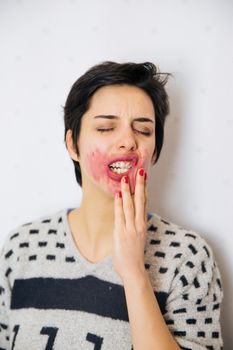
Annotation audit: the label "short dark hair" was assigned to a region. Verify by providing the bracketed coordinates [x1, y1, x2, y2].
[63, 61, 171, 187]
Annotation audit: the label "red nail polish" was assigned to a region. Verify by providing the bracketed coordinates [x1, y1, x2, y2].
[117, 191, 122, 198]
[123, 176, 129, 183]
[139, 168, 144, 176]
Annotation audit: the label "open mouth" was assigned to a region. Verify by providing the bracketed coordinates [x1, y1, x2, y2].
[106, 155, 138, 182]
[108, 161, 133, 174]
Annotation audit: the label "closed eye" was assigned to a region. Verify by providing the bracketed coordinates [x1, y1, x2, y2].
[97, 128, 114, 132]
[97, 128, 152, 136]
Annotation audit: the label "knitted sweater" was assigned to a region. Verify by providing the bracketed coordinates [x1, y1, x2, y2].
[0, 208, 223, 350]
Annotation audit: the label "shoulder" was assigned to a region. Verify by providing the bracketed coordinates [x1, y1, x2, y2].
[0, 208, 67, 263]
[146, 211, 215, 262]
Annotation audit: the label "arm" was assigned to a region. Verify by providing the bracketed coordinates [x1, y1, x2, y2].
[123, 271, 181, 350]
[123, 239, 223, 350]
[163, 241, 224, 350]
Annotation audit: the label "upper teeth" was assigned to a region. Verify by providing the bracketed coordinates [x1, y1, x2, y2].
[109, 161, 132, 169]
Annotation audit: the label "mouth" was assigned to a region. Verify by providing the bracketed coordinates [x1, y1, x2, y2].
[107, 157, 138, 182]
[108, 160, 132, 173]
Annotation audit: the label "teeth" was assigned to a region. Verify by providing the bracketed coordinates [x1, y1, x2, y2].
[111, 168, 129, 174]
[109, 160, 133, 174]
[109, 161, 132, 169]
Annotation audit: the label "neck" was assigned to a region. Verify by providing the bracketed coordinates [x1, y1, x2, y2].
[72, 179, 116, 251]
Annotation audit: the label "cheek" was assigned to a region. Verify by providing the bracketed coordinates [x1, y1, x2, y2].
[130, 148, 151, 194]
[83, 148, 119, 194]
[85, 149, 107, 182]
[137, 148, 151, 170]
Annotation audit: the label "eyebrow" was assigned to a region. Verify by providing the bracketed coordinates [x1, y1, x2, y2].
[93, 115, 154, 124]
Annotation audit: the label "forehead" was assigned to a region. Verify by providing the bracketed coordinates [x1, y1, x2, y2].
[87, 84, 155, 117]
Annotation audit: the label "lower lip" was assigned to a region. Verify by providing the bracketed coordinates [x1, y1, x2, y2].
[107, 166, 132, 182]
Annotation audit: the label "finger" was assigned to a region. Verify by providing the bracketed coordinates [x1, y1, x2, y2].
[134, 168, 146, 234]
[121, 175, 135, 232]
[114, 191, 125, 230]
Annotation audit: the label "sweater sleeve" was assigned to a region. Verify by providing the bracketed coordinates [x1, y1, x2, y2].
[164, 239, 224, 350]
[0, 237, 12, 350]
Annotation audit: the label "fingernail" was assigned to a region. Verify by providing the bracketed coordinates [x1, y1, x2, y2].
[123, 176, 129, 183]
[139, 168, 144, 176]
[117, 191, 122, 198]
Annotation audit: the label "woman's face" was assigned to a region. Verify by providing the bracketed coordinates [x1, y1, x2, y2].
[68, 84, 156, 196]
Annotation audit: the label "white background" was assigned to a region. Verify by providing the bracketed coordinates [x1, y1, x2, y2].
[0, 0, 232, 347]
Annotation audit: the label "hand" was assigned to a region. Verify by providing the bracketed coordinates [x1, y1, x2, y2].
[112, 168, 148, 283]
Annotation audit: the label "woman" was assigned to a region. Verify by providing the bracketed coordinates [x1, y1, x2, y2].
[0, 61, 223, 349]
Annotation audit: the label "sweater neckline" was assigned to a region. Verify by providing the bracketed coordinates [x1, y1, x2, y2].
[61, 207, 154, 271]
[62, 208, 113, 270]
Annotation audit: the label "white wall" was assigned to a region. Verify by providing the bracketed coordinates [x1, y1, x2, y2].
[0, 0, 232, 347]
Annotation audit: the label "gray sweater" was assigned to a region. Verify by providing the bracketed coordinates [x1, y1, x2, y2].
[0, 208, 223, 349]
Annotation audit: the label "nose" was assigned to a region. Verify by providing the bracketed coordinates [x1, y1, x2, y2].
[116, 127, 137, 152]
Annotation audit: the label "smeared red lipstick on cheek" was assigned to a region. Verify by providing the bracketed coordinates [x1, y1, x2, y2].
[85, 149, 107, 182]
[85, 149, 120, 195]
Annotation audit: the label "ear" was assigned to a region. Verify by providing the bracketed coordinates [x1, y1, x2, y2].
[65, 129, 80, 162]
